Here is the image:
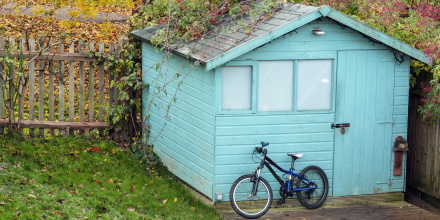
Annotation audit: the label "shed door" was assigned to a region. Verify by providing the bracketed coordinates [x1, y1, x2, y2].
[333, 50, 394, 196]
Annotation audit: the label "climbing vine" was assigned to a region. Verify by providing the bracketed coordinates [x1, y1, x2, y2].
[0, 41, 27, 132]
[105, 0, 285, 145]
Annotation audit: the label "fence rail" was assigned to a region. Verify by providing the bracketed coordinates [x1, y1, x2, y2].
[0, 36, 126, 136]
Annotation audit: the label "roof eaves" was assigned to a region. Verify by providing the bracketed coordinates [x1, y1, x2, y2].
[204, 6, 323, 71]
[322, 6, 431, 65]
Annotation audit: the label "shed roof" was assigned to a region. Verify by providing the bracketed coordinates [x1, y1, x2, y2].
[132, 2, 431, 71]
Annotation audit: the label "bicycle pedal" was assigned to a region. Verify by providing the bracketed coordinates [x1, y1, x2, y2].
[277, 199, 285, 205]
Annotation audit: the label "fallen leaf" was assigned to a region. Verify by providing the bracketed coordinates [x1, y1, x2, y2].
[28, 194, 36, 198]
[91, 147, 100, 152]
[108, 178, 114, 184]
[174, 198, 178, 202]
[127, 206, 135, 212]
[163, 199, 168, 204]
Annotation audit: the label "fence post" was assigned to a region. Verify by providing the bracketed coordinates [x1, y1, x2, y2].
[88, 41, 95, 124]
[48, 39, 55, 135]
[28, 38, 36, 137]
[58, 40, 65, 135]
[38, 38, 45, 137]
[0, 37, 5, 134]
[98, 41, 105, 136]
[7, 37, 16, 132]
[68, 40, 75, 136]
[17, 37, 26, 133]
[79, 40, 85, 134]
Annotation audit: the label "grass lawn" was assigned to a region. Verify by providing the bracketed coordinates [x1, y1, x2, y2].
[0, 135, 222, 219]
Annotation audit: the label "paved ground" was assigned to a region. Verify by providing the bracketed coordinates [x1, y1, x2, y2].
[216, 193, 440, 220]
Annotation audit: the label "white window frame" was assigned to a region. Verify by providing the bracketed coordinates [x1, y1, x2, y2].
[217, 59, 335, 115]
[217, 61, 257, 114]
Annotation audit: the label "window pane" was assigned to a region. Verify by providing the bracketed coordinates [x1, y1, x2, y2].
[222, 66, 252, 110]
[258, 61, 294, 111]
[297, 60, 332, 111]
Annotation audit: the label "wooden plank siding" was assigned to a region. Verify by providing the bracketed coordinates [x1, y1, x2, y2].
[213, 18, 405, 200]
[235, 19, 389, 61]
[214, 114, 335, 200]
[390, 58, 411, 192]
[142, 43, 216, 198]
[0, 36, 120, 135]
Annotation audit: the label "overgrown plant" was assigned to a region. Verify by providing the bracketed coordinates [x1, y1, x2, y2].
[0, 40, 27, 132]
[124, 0, 285, 144]
[106, 39, 144, 144]
[418, 69, 440, 123]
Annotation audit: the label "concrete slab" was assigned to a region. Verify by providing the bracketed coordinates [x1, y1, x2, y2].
[216, 193, 440, 219]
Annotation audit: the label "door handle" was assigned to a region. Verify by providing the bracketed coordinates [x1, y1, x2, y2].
[331, 123, 350, 129]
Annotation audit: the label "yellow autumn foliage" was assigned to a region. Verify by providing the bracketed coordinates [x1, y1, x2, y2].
[0, 0, 134, 42]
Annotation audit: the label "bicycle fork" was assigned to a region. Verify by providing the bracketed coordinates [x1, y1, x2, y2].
[250, 169, 261, 198]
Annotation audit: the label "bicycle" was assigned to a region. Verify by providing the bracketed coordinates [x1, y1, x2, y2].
[229, 141, 329, 219]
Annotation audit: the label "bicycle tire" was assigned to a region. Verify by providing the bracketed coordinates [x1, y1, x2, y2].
[296, 165, 328, 209]
[229, 174, 273, 219]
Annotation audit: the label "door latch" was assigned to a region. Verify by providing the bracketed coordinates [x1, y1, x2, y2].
[331, 123, 350, 134]
[331, 123, 350, 129]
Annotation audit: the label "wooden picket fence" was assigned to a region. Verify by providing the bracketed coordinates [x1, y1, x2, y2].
[0, 36, 127, 136]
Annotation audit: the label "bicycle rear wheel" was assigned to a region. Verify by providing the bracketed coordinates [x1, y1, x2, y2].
[229, 174, 273, 219]
[296, 165, 328, 209]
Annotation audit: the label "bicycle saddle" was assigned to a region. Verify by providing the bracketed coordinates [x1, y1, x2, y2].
[287, 153, 303, 160]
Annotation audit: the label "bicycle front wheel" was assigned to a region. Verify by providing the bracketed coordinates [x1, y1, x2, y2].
[229, 174, 273, 219]
[296, 165, 328, 209]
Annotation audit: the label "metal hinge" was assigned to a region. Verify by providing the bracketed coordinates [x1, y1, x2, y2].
[377, 120, 395, 125]
[375, 179, 392, 186]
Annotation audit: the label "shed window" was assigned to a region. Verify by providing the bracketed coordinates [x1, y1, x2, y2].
[220, 59, 333, 113]
[297, 60, 332, 111]
[258, 61, 294, 111]
[221, 66, 252, 110]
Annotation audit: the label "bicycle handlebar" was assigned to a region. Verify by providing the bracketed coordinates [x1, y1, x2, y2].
[255, 141, 269, 153]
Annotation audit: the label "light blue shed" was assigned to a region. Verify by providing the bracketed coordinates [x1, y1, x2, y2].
[132, 3, 431, 202]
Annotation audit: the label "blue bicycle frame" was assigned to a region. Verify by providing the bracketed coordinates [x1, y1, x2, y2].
[251, 148, 317, 197]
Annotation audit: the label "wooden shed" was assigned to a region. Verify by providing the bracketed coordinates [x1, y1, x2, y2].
[132, 3, 431, 202]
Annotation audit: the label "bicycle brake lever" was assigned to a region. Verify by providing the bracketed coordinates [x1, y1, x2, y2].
[255, 146, 262, 153]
